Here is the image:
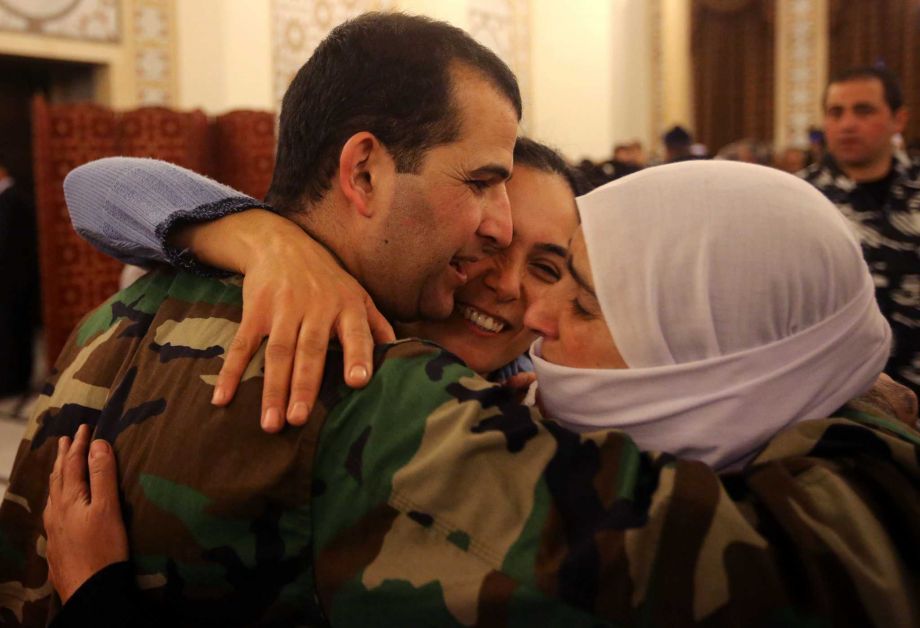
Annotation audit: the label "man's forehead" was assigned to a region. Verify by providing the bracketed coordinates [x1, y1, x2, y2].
[827, 78, 885, 103]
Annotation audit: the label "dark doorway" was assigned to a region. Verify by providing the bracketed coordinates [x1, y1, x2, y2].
[0, 54, 97, 199]
[0, 54, 97, 400]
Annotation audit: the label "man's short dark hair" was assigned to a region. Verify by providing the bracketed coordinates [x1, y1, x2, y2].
[663, 125, 692, 149]
[267, 12, 522, 212]
[825, 66, 904, 112]
[513, 137, 592, 197]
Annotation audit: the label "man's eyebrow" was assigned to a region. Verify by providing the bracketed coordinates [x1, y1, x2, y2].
[566, 254, 596, 296]
[469, 164, 511, 180]
[534, 243, 567, 258]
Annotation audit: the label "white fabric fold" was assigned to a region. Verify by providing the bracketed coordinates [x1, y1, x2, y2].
[533, 161, 891, 471]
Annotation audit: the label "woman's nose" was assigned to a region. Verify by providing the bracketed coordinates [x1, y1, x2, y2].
[523, 293, 559, 338]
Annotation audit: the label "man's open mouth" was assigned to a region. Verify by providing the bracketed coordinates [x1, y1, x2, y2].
[449, 256, 478, 283]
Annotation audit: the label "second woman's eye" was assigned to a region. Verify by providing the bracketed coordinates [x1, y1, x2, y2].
[570, 298, 595, 320]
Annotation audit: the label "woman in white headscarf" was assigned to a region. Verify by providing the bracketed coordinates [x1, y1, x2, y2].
[527, 160, 895, 471]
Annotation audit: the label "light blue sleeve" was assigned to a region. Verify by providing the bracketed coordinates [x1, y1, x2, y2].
[63, 157, 272, 274]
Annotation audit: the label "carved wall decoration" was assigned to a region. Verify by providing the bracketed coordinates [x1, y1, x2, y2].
[468, 0, 532, 129]
[271, 0, 394, 112]
[775, 0, 825, 147]
[132, 0, 176, 106]
[0, 0, 120, 42]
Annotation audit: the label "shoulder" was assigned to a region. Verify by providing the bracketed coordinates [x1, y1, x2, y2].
[751, 409, 920, 480]
[322, 338, 502, 426]
[73, 269, 243, 349]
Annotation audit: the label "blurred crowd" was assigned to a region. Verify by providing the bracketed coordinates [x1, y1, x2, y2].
[576, 124, 920, 188]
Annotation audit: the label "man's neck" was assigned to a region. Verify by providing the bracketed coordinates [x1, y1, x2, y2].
[838, 154, 894, 183]
[293, 194, 360, 276]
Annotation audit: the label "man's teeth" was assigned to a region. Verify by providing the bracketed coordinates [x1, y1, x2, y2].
[461, 306, 505, 333]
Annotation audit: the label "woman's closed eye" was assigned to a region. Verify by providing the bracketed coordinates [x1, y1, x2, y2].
[570, 298, 596, 320]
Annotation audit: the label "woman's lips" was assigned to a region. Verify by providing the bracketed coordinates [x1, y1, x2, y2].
[458, 303, 510, 334]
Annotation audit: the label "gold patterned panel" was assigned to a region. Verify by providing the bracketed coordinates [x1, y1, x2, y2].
[775, 0, 827, 148]
[0, 0, 120, 42]
[132, 0, 176, 106]
[271, 0, 394, 112]
[468, 0, 532, 130]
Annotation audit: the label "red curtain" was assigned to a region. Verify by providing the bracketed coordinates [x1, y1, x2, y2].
[691, 0, 776, 154]
[32, 96, 276, 363]
[828, 0, 920, 143]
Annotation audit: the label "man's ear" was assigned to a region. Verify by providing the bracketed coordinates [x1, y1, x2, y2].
[338, 132, 388, 218]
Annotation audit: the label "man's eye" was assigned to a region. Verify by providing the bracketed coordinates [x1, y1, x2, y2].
[528, 262, 561, 283]
[466, 180, 489, 193]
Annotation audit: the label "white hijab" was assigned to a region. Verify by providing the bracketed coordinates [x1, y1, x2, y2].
[532, 161, 891, 471]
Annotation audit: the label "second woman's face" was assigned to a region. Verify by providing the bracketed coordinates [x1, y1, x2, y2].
[523, 226, 628, 370]
[401, 166, 579, 375]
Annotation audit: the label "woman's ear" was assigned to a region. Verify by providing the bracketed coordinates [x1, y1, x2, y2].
[338, 132, 388, 218]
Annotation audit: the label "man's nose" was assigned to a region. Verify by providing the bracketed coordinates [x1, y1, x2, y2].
[839, 109, 859, 128]
[483, 258, 523, 302]
[477, 184, 512, 249]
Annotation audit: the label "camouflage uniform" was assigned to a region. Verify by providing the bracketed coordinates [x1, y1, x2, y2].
[802, 154, 920, 395]
[1, 270, 919, 627]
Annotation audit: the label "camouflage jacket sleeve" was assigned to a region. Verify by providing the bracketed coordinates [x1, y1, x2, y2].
[0, 269, 326, 626]
[313, 344, 920, 627]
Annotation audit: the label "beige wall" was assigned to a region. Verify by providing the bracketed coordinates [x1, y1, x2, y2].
[611, 0, 654, 155]
[660, 0, 692, 133]
[529, 0, 615, 160]
[175, 0, 273, 112]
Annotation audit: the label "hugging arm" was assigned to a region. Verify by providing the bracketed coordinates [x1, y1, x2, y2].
[64, 158, 395, 431]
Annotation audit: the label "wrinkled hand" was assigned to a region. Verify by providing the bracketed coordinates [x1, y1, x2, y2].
[188, 210, 396, 432]
[869, 373, 919, 427]
[43, 424, 129, 604]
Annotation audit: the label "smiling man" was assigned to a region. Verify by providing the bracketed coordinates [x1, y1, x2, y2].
[0, 12, 522, 626]
[802, 66, 920, 396]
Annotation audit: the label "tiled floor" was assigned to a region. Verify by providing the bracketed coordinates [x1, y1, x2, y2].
[0, 394, 33, 493]
[1, 333, 46, 493]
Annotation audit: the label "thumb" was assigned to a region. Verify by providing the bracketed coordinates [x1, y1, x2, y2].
[88, 440, 121, 511]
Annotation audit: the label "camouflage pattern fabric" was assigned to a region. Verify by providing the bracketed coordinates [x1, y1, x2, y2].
[802, 154, 920, 396]
[1, 269, 919, 627]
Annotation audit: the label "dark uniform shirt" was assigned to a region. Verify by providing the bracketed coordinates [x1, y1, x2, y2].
[803, 154, 920, 395]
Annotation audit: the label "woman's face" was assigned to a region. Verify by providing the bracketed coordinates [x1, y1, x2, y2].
[401, 166, 579, 374]
[523, 226, 628, 369]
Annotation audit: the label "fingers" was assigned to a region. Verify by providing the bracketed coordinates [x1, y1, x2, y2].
[366, 298, 396, 344]
[87, 440, 122, 515]
[503, 372, 538, 390]
[338, 304, 375, 390]
[260, 316, 301, 432]
[49, 434, 70, 502]
[213, 319, 263, 407]
[62, 424, 91, 504]
[285, 322, 331, 426]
